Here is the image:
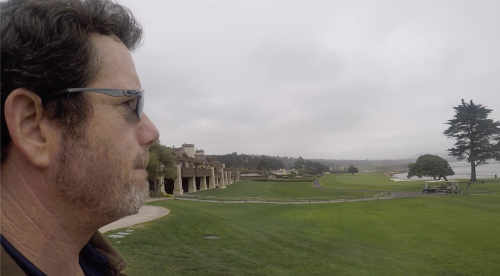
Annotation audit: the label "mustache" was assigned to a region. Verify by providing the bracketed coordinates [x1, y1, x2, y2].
[134, 153, 149, 169]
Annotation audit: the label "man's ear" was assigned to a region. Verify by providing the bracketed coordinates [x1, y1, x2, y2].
[4, 88, 55, 167]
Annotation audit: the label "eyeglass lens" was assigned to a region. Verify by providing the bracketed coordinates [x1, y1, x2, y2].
[137, 95, 143, 118]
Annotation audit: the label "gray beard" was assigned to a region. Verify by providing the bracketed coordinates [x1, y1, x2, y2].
[54, 131, 147, 226]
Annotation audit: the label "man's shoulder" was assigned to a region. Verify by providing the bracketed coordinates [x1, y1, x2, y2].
[1, 232, 127, 276]
[1, 244, 28, 276]
[87, 232, 128, 276]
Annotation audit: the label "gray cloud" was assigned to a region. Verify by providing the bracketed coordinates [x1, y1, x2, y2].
[119, 0, 500, 159]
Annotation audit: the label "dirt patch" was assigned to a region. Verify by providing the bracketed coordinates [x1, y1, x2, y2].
[203, 235, 221, 240]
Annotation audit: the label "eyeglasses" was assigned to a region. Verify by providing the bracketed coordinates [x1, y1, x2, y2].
[47, 88, 144, 118]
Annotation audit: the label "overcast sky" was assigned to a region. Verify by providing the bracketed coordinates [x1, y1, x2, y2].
[117, 0, 500, 160]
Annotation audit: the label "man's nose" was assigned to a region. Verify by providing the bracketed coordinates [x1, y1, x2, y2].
[137, 113, 160, 147]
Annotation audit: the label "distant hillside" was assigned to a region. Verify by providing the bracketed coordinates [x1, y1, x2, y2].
[206, 153, 286, 170]
[207, 152, 413, 173]
[311, 159, 414, 173]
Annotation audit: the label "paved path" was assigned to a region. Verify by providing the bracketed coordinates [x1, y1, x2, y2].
[175, 192, 435, 205]
[97, 192, 452, 233]
[99, 200, 170, 233]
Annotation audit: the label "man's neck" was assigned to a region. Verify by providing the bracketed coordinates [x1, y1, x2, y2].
[1, 160, 97, 276]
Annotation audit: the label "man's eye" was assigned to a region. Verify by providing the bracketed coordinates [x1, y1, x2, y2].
[124, 98, 137, 111]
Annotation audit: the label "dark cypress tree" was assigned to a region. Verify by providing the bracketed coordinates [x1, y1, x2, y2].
[444, 99, 500, 182]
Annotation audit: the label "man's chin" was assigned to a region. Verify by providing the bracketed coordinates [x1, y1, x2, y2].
[131, 187, 147, 212]
[127, 206, 141, 216]
[109, 201, 142, 223]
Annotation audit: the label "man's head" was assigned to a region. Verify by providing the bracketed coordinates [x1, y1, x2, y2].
[1, 0, 159, 223]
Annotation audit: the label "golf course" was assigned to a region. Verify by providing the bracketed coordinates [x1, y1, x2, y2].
[107, 173, 500, 275]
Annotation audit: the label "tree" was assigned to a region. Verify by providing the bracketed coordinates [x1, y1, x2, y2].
[147, 142, 177, 187]
[407, 154, 454, 181]
[146, 150, 161, 182]
[495, 137, 500, 161]
[347, 165, 359, 175]
[292, 157, 328, 175]
[294, 157, 306, 169]
[444, 99, 500, 182]
[256, 156, 284, 171]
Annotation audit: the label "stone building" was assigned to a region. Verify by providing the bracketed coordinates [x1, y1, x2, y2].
[153, 144, 240, 196]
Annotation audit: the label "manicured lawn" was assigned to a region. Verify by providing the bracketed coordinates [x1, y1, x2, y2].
[108, 179, 500, 275]
[183, 173, 423, 201]
[184, 180, 376, 201]
[468, 178, 500, 193]
[320, 173, 424, 192]
[107, 175, 500, 276]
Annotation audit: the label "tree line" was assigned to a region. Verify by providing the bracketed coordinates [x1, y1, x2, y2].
[207, 153, 286, 170]
[293, 157, 330, 175]
[207, 153, 329, 174]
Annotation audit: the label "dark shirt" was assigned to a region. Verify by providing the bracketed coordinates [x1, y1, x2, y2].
[0, 234, 111, 276]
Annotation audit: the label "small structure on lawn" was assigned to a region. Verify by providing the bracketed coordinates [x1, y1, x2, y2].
[422, 182, 460, 194]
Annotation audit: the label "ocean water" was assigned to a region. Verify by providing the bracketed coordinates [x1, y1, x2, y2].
[392, 161, 500, 180]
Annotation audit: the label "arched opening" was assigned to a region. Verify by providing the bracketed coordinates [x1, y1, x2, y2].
[164, 178, 174, 194]
[196, 177, 201, 190]
[149, 180, 156, 193]
[182, 177, 189, 193]
[205, 176, 210, 188]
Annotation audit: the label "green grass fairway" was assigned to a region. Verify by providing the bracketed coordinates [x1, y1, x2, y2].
[468, 179, 500, 193]
[320, 173, 423, 191]
[107, 178, 500, 275]
[183, 173, 423, 201]
[107, 176, 500, 275]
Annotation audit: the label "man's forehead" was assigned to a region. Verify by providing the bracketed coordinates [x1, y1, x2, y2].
[90, 34, 126, 56]
[88, 33, 141, 90]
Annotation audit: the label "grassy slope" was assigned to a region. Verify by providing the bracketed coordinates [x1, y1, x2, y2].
[320, 173, 424, 191]
[109, 177, 500, 276]
[186, 173, 423, 201]
[185, 180, 373, 201]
